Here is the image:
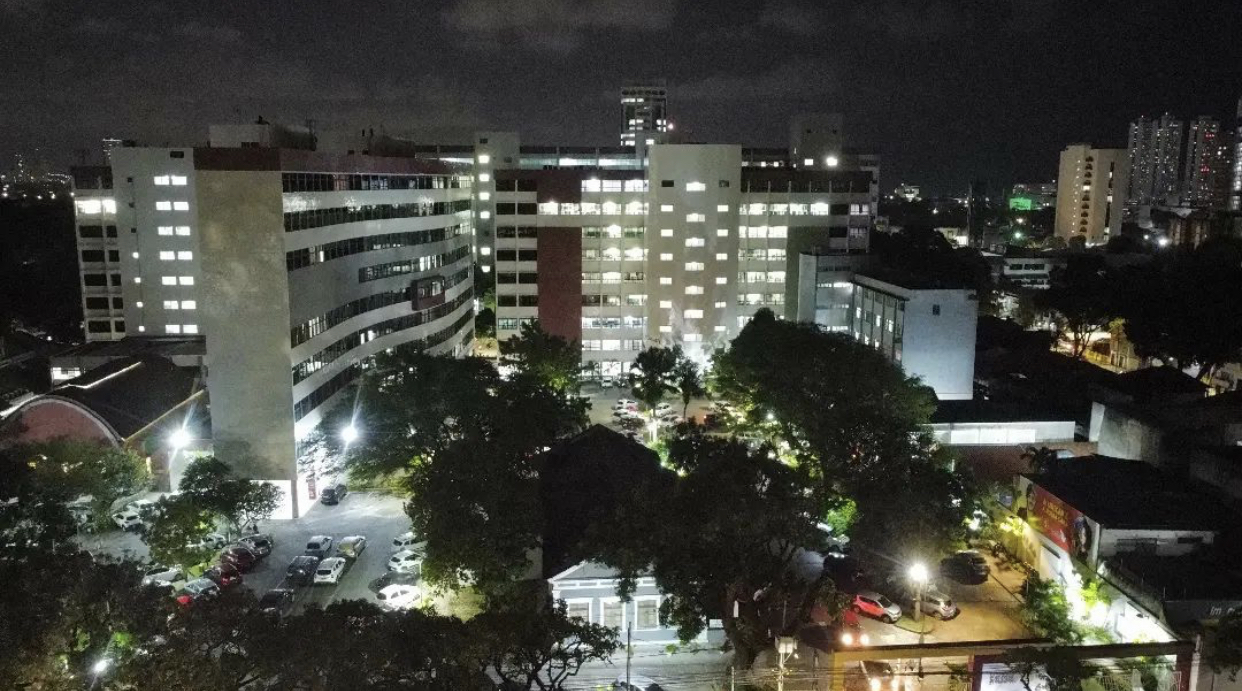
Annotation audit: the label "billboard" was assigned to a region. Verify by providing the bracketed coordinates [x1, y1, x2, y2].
[1015, 477, 1098, 563]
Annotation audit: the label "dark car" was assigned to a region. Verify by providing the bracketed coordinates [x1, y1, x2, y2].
[286, 555, 321, 585]
[304, 535, 334, 559]
[220, 545, 259, 572]
[203, 563, 243, 589]
[320, 484, 348, 505]
[238, 533, 273, 557]
[940, 550, 990, 585]
[257, 588, 297, 617]
[175, 578, 221, 607]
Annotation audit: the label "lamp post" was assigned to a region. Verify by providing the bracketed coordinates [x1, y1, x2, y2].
[776, 636, 797, 691]
[340, 424, 359, 444]
[908, 562, 929, 683]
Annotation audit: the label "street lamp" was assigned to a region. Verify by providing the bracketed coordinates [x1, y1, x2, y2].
[340, 424, 359, 444]
[92, 658, 110, 675]
[908, 562, 929, 680]
[169, 427, 191, 448]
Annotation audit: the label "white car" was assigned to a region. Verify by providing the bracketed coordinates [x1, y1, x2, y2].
[313, 557, 347, 585]
[376, 583, 421, 610]
[127, 499, 161, 518]
[140, 565, 186, 588]
[392, 532, 422, 551]
[655, 402, 674, 414]
[387, 549, 423, 574]
[188, 533, 227, 550]
[112, 510, 144, 531]
[613, 399, 637, 410]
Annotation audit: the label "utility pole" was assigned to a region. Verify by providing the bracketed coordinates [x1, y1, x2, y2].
[777, 636, 797, 691]
[626, 621, 633, 689]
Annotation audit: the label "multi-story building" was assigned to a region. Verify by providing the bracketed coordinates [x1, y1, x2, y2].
[67, 123, 474, 516]
[1126, 113, 1182, 208]
[70, 166, 125, 342]
[1183, 117, 1228, 208]
[490, 143, 874, 379]
[1232, 96, 1242, 212]
[893, 183, 921, 202]
[1008, 182, 1057, 211]
[1055, 144, 1130, 246]
[620, 83, 669, 149]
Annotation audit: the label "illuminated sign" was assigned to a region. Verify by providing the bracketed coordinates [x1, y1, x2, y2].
[1015, 477, 1099, 563]
[1009, 196, 1035, 211]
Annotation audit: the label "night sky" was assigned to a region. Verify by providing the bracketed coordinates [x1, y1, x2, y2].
[2, 0, 1240, 195]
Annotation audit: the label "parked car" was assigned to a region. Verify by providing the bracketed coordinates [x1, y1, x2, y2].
[376, 583, 421, 610]
[111, 509, 144, 531]
[861, 660, 900, 691]
[387, 549, 423, 574]
[127, 499, 162, 519]
[940, 550, 990, 585]
[319, 483, 348, 505]
[613, 675, 666, 691]
[304, 535, 334, 559]
[257, 588, 297, 617]
[613, 399, 637, 409]
[392, 532, 421, 551]
[654, 402, 674, 415]
[140, 565, 186, 588]
[203, 563, 243, 589]
[337, 535, 367, 559]
[314, 557, 348, 585]
[238, 533, 273, 557]
[189, 532, 228, 551]
[175, 578, 220, 607]
[219, 545, 258, 572]
[286, 556, 321, 586]
[853, 591, 902, 623]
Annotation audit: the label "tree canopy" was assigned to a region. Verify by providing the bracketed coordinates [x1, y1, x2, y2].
[501, 320, 582, 393]
[5, 437, 149, 528]
[177, 455, 281, 535]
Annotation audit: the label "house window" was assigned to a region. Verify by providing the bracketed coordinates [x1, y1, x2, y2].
[601, 599, 624, 629]
[932, 304, 941, 316]
[635, 598, 661, 630]
[565, 599, 592, 622]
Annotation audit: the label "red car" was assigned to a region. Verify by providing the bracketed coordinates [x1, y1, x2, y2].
[219, 545, 258, 572]
[203, 563, 243, 588]
[853, 591, 903, 624]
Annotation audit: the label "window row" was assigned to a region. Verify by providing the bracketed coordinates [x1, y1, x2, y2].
[86, 319, 124, 334]
[740, 226, 789, 239]
[495, 249, 537, 262]
[582, 294, 647, 307]
[162, 300, 197, 310]
[358, 245, 471, 283]
[78, 224, 119, 239]
[84, 296, 124, 310]
[152, 175, 188, 186]
[75, 199, 117, 215]
[282, 172, 465, 193]
[293, 291, 472, 384]
[81, 249, 121, 263]
[492, 179, 539, 192]
[583, 226, 645, 239]
[291, 267, 470, 347]
[562, 597, 663, 631]
[581, 339, 646, 351]
[497, 317, 536, 331]
[582, 316, 646, 329]
[496, 295, 539, 307]
[155, 201, 191, 212]
[496, 226, 539, 239]
[738, 293, 786, 305]
[738, 271, 786, 283]
[157, 225, 193, 236]
[581, 179, 648, 193]
[582, 248, 646, 261]
[159, 250, 194, 261]
[581, 271, 645, 283]
[496, 272, 538, 284]
[164, 324, 199, 334]
[160, 276, 196, 286]
[287, 224, 463, 271]
[82, 273, 122, 287]
[501, 202, 649, 217]
[739, 248, 787, 260]
[284, 199, 471, 233]
[739, 202, 869, 216]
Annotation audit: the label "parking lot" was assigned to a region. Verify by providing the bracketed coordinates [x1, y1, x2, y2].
[79, 491, 417, 614]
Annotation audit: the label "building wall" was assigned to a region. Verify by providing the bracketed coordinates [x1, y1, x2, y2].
[4, 398, 118, 446]
[535, 228, 583, 342]
[929, 420, 1075, 445]
[1056, 145, 1130, 246]
[1098, 528, 1216, 558]
[71, 166, 125, 341]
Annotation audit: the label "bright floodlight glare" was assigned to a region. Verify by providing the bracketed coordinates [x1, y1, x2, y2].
[824, 155, 839, 167]
[1157, 237, 1170, 248]
[341, 424, 359, 444]
[169, 428, 191, 448]
[92, 658, 110, 674]
[908, 562, 929, 584]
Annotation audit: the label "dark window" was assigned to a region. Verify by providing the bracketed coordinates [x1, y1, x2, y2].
[932, 304, 941, 316]
[661, 180, 674, 188]
[479, 137, 489, 144]
[83, 273, 107, 287]
[497, 295, 517, 307]
[114, 320, 125, 333]
[518, 295, 538, 307]
[496, 250, 517, 261]
[496, 273, 517, 284]
[80, 250, 105, 262]
[719, 180, 730, 188]
[87, 320, 112, 333]
[112, 297, 124, 309]
[517, 180, 537, 192]
[827, 227, 848, 238]
[495, 180, 516, 192]
[830, 203, 850, 215]
[518, 272, 538, 283]
[105, 225, 116, 237]
[107, 250, 120, 262]
[85, 297, 110, 309]
[109, 274, 122, 287]
[170, 151, 185, 158]
[78, 225, 103, 238]
[517, 203, 537, 215]
[496, 203, 516, 215]
[518, 249, 537, 261]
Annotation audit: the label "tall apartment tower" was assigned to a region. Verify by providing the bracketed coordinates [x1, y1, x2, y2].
[1055, 144, 1129, 246]
[1126, 113, 1182, 207]
[1184, 116, 1230, 208]
[69, 166, 125, 342]
[620, 84, 669, 148]
[1233, 96, 1242, 212]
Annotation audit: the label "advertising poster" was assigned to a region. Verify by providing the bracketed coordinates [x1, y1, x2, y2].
[1015, 477, 1098, 563]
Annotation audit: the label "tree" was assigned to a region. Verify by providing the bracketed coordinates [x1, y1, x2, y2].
[1010, 647, 1100, 691]
[1206, 609, 1242, 680]
[587, 430, 840, 668]
[1034, 259, 1115, 359]
[473, 600, 620, 690]
[502, 320, 582, 393]
[13, 438, 149, 528]
[1022, 447, 1060, 475]
[143, 495, 218, 568]
[1021, 574, 1083, 644]
[178, 456, 281, 535]
[673, 356, 706, 418]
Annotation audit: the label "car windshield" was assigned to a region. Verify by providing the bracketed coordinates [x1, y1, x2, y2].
[307, 542, 320, 549]
[877, 596, 893, 607]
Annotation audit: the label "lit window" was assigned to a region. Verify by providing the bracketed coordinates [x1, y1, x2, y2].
[181, 300, 196, 310]
[480, 247, 492, 256]
[685, 309, 703, 319]
[75, 199, 102, 214]
[103, 199, 117, 214]
[176, 226, 191, 236]
[659, 277, 673, 285]
[171, 175, 188, 186]
[137, 326, 145, 332]
[165, 324, 182, 334]
[659, 300, 672, 309]
[685, 262, 704, 271]
[811, 202, 830, 216]
[157, 226, 174, 236]
[155, 201, 172, 211]
[661, 229, 674, 237]
[177, 251, 192, 261]
[715, 253, 728, 261]
[685, 238, 704, 247]
[686, 213, 705, 223]
[686, 286, 703, 295]
[135, 301, 143, 308]
[153, 175, 170, 186]
[717, 204, 729, 212]
[714, 301, 727, 308]
[481, 265, 491, 273]
[173, 201, 189, 211]
[178, 276, 194, 285]
[803, 158, 814, 166]
[715, 325, 727, 332]
[716, 276, 727, 285]
[161, 276, 176, 285]
[824, 155, 839, 167]
[478, 173, 491, 183]
[163, 300, 179, 310]
[686, 182, 706, 192]
[479, 192, 491, 201]
[478, 154, 491, 164]
[717, 228, 728, 237]
[159, 251, 175, 261]
[660, 204, 674, 212]
[183, 324, 198, 334]
[134, 277, 142, 284]
[659, 252, 673, 261]
[685, 334, 702, 342]
[659, 325, 672, 333]
[479, 211, 491, 220]
[131, 251, 139, 259]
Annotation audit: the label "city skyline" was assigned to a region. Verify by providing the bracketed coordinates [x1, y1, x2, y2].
[2, 0, 1241, 195]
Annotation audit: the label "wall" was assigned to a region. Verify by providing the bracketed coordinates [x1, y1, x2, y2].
[895, 285, 977, 401]
[536, 227, 583, 342]
[929, 420, 1076, 445]
[4, 398, 117, 446]
[1093, 404, 1164, 462]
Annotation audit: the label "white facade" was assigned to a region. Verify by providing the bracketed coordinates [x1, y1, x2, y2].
[1055, 144, 1130, 246]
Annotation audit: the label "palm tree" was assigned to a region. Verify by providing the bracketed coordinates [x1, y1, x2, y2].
[674, 358, 705, 419]
[629, 346, 681, 439]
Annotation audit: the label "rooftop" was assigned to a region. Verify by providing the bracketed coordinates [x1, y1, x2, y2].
[931, 398, 1069, 424]
[1106, 552, 1242, 603]
[50, 336, 205, 361]
[51, 355, 203, 439]
[855, 267, 973, 291]
[1025, 456, 1231, 531]
[1107, 366, 1207, 403]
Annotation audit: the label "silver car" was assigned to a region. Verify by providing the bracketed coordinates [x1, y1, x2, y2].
[917, 587, 960, 620]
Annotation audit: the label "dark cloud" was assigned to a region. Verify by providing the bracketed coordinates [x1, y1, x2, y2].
[442, 0, 677, 52]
